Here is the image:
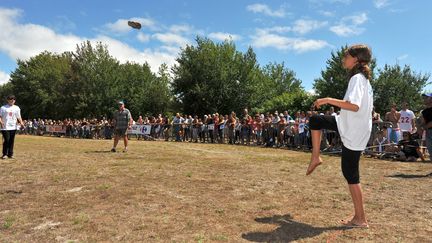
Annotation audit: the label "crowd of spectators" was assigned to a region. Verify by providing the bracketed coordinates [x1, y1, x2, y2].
[17, 103, 429, 162]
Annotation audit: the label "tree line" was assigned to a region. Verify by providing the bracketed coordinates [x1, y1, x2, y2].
[0, 38, 429, 119]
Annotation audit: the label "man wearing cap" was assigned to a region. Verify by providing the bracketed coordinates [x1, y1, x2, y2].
[0, 95, 24, 159]
[111, 100, 133, 152]
[421, 93, 432, 160]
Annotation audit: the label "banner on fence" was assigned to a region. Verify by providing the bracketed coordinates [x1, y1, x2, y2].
[45, 125, 66, 133]
[127, 125, 151, 135]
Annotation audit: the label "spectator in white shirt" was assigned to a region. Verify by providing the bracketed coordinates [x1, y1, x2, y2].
[0, 95, 25, 159]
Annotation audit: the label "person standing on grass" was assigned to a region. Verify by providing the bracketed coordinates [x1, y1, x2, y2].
[111, 100, 133, 152]
[0, 95, 24, 159]
[399, 102, 416, 133]
[306, 44, 373, 228]
[385, 104, 401, 143]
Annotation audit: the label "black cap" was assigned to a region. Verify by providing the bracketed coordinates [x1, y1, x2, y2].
[7, 95, 16, 100]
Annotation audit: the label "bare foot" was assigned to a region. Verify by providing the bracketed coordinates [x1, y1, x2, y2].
[341, 219, 369, 228]
[341, 216, 368, 228]
[306, 156, 323, 175]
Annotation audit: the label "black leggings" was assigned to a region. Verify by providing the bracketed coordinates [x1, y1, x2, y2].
[309, 115, 361, 184]
[2, 130, 17, 157]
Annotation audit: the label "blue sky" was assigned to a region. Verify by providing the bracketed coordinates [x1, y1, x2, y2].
[0, 0, 431, 92]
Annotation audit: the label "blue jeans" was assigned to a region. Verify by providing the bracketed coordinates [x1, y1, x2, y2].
[389, 129, 400, 143]
[174, 125, 181, 141]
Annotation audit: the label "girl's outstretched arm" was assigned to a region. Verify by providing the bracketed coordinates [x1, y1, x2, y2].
[314, 97, 359, 112]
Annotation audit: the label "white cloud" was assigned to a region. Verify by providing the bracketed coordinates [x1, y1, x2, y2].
[307, 88, 316, 95]
[329, 24, 362, 36]
[0, 70, 10, 85]
[329, 12, 368, 37]
[397, 54, 409, 61]
[330, 0, 351, 4]
[318, 10, 335, 17]
[169, 24, 193, 33]
[251, 32, 330, 53]
[256, 26, 291, 35]
[136, 32, 150, 42]
[246, 3, 286, 18]
[208, 32, 241, 41]
[374, 0, 390, 9]
[94, 35, 178, 69]
[309, 0, 351, 6]
[254, 19, 326, 37]
[104, 17, 157, 34]
[52, 15, 76, 32]
[344, 13, 368, 25]
[152, 32, 190, 47]
[292, 19, 328, 35]
[0, 8, 178, 73]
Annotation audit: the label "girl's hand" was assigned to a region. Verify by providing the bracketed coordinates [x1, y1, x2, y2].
[314, 98, 328, 109]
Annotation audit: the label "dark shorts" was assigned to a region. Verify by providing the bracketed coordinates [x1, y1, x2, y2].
[114, 128, 128, 137]
[309, 115, 338, 131]
[309, 114, 361, 184]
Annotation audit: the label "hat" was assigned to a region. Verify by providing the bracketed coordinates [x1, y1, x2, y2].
[118, 100, 124, 105]
[7, 95, 16, 100]
[422, 93, 432, 97]
[279, 113, 284, 117]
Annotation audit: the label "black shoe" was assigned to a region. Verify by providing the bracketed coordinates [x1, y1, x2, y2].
[111, 148, 116, 152]
[7, 156, 14, 159]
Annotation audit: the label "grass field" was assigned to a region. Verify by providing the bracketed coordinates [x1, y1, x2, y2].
[1, 135, 432, 242]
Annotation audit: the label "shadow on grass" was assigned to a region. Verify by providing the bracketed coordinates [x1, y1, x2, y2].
[242, 214, 350, 242]
[84, 150, 113, 154]
[386, 172, 432, 179]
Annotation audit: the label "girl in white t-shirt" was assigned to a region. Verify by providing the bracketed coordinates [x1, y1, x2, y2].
[0, 95, 25, 159]
[306, 44, 373, 228]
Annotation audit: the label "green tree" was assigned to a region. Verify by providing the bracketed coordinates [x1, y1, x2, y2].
[373, 64, 430, 114]
[8, 51, 72, 119]
[172, 37, 304, 116]
[118, 62, 171, 117]
[172, 37, 262, 115]
[66, 41, 121, 118]
[258, 90, 315, 114]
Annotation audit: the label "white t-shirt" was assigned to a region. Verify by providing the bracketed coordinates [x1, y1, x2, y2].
[399, 109, 415, 132]
[299, 118, 306, 134]
[336, 73, 373, 151]
[0, 104, 22, 130]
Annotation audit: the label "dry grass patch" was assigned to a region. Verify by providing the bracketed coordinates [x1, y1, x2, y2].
[0, 135, 431, 242]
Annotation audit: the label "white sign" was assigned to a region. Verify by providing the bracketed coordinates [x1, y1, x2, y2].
[128, 125, 152, 135]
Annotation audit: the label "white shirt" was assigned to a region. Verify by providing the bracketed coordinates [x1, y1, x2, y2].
[0, 104, 21, 130]
[399, 109, 415, 132]
[336, 74, 373, 151]
[298, 118, 306, 134]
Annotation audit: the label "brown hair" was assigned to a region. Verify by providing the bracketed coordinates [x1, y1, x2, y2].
[344, 44, 372, 80]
